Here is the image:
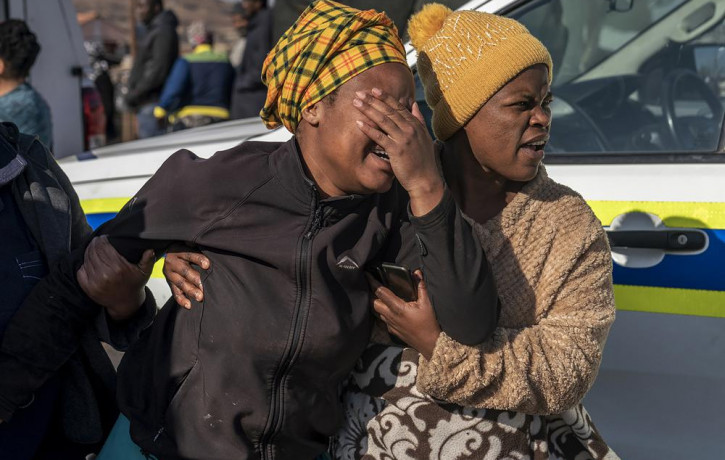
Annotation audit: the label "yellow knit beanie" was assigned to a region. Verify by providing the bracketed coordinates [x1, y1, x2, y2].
[409, 4, 553, 140]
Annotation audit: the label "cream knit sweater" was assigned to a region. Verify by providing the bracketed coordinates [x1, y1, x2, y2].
[415, 166, 616, 415]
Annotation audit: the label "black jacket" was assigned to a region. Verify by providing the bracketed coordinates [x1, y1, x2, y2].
[126, 10, 180, 109]
[5, 139, 498, 459]
[230, 8, 274, 119]
[0, 123, 155, 444]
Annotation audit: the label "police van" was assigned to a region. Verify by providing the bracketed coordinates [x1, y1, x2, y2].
[59, 1, 725, 458]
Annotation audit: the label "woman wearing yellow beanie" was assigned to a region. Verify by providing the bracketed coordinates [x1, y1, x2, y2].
[334, 4, 618, 459]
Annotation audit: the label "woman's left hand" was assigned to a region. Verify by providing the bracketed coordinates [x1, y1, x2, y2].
[367, 270, 442, 360]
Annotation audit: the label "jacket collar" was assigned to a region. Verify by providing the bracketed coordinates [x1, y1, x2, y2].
[269, 137, 316, 206]
[270, 137, 369, 210]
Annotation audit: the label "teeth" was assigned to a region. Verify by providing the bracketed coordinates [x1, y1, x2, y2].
[371, 148, 390, 160]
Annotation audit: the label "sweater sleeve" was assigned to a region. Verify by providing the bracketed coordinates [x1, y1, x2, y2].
[415, 229, 616, 415]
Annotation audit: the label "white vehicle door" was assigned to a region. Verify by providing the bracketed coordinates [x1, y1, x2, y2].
[486, 0, 724, 458]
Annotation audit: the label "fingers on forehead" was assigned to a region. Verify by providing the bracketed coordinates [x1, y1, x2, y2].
[358, 101, 411, 135]
[357, 120, 394, 148]
[369, 91, 405, 113]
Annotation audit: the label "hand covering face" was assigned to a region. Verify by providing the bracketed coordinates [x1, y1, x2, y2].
[261, 0, 407, 133]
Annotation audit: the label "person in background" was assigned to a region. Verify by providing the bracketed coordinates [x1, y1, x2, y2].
[153, 21, 235, 131]
[124, 0, 179, 138]
[0, 20, 52, 148]
[85, 40, 121, 143]
[0, 122, 156, 459]
[230, 0, 273, 119]
[229, 2, 249, 69]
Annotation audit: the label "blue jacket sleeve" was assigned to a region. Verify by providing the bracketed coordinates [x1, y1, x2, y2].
[157, 57, 190, 114]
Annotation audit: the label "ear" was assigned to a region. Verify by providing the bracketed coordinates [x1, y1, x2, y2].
[300, 101, 323, 127]
[0, 59, 5, 77]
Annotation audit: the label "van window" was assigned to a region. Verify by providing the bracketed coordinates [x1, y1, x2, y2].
[511, 0, 725, 154]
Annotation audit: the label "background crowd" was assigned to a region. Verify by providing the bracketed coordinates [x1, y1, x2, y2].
[0, 0, 472, 148]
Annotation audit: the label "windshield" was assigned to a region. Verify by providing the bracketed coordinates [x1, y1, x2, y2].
[513, 0, 688, 85]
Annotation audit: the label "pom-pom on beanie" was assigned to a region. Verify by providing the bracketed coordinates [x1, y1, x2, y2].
[408, 4, 553, 140]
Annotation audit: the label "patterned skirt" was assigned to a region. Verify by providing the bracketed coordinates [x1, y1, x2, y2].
[332, 344, 619, 460]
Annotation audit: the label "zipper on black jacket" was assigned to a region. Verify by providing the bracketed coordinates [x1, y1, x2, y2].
[259, 187, 322, 460]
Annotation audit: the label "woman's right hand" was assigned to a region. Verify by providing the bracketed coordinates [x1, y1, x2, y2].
[353, 89, 444, 217]
[163, 248, 210, 309]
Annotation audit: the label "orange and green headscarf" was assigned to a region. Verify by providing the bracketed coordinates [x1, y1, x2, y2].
[261, 0, 408, 133]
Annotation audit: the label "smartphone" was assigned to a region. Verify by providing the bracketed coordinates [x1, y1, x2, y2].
[373, 262, 418, 302]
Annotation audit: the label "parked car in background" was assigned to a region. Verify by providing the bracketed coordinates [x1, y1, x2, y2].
[59, 1, 725, 458]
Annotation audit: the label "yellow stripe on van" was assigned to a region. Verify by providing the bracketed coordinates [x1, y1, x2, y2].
[83, 198, 725, 230]
[82, 199, 725, 228]
[589, 201, 725, 229]
[80, 198, 725, 315]
[614, 284, 725, 318]
[591, 200, 725, 317]
[150, 260, 165, 279]
[80, 197, 130, 215]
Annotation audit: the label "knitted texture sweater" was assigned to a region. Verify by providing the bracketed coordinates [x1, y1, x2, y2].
[415, 166, 616, 415]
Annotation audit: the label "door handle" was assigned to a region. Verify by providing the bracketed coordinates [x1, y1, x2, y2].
[606, 230, 706, 251]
